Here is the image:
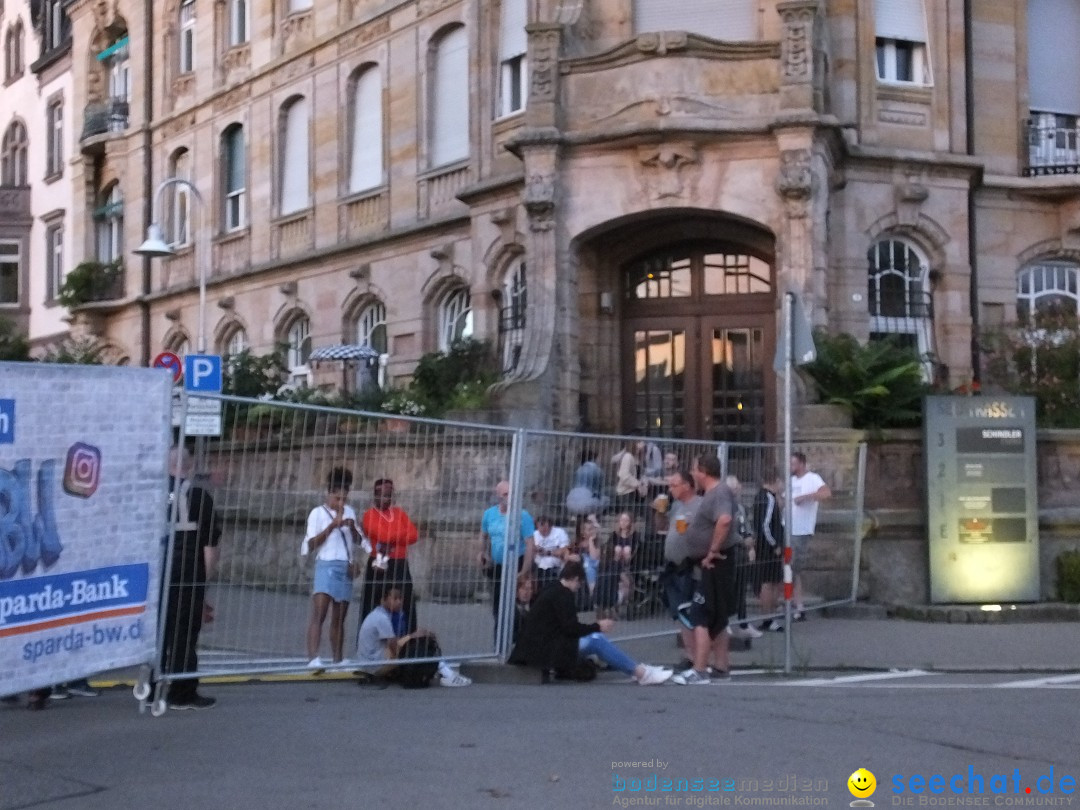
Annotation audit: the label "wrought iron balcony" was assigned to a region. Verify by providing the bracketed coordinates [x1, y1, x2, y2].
[81, 98, 130, 141]
[1024, 113, 1080, 176]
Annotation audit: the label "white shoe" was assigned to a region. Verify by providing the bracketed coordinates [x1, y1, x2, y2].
[439, 672, 472, 687]
[307, 657, 326, 669]
[727, 626, 749, 639]
[742, 625, 763, 639]
[637, 665, 673, 686]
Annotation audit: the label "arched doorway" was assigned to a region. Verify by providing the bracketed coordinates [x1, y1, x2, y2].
[621, 241, 775, 441]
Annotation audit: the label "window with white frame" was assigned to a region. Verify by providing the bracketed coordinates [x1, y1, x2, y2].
[222, 124, 246, 231]
[222, 326, 248, 362]
[429, 26, 469, 167]
[46, 100, 63, 177]
[168, 149, 191, 247]
[867, 238, 934, 371]
[229, 0, 249, 46]
[279, 96, 310, 216]
[1017, 260, 1080, 323]
[438, 287, 473, 351]
[349, 67, 383, 194]
[633, 0, 756, 40]
[356, 300, 387, 353]
[106, 37, 131, 102]
[45, 0, 69, 51]
[286, 316, 311, 385]
[498, 261, 526, 373]
[167, 335, 191, 356]
[179, 0, 196, 73]
[45, 222, 63, 301]
[498, 0, 527, 117]
[874, 0, 929, 84]
[0, 241, 20, 305]
[95, 184, 123, 264]
[1, 120, 28, 185]
[4, 21, 23, 82]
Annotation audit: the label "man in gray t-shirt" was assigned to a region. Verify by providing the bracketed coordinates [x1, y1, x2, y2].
[682, 474, 738, 562]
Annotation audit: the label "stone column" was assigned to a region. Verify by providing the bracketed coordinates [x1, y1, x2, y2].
[777, 0, 823, 112]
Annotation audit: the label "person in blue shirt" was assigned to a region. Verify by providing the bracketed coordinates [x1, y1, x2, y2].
[478, 480, 535, 622]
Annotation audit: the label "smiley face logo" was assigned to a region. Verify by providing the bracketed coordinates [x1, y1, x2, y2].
[848, 768, 877, 799]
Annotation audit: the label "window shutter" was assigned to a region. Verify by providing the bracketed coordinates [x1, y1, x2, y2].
[500, 0, 527, 60]
[431, 27, 469, 167]
[633, 0, 757, 41]
[873, 0, 927, 42]
[281, 98, 310, 215]
[1028, 0, 1080, 114]
[350, 68, 384, 193]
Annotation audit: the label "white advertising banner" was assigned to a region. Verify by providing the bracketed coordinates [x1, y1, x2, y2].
[0, 363, 172, 696]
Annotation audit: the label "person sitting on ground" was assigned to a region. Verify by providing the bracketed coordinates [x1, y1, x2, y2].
[355, 587, 471, 687]
[509, 560, 672, 686]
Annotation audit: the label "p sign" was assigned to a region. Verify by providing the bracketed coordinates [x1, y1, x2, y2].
[184, 354, 223, 393]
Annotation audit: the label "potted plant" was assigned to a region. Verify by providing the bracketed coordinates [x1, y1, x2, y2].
[380, 390, 426, 433]
[57, 261, 123, 308]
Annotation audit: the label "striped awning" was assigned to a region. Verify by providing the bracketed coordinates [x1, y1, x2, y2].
[308, 344, 381, 362]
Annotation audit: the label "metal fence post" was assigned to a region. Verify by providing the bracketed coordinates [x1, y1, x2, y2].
[850, 441, 868, 603]
[717, 442, 729, 479]
[496, 428, 528, 661]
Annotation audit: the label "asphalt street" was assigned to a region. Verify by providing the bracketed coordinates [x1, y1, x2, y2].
[4, 668, 1078, 810]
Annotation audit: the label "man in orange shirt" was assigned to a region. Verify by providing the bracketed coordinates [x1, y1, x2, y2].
[360, 478, 420, 634]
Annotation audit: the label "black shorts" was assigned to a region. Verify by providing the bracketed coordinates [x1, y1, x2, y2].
[687, 557, 736, 638]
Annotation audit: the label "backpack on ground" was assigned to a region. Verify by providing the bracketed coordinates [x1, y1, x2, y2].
[396, 635, 440, 689]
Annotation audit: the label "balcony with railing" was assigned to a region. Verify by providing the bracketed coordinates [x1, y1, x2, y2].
[81, 98, 130, 145]
[1024, 113, 1080, 176]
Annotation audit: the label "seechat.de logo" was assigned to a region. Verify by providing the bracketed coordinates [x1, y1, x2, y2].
[63, 442, 102, 498]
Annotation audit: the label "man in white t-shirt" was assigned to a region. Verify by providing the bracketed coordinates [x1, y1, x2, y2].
[789, 451, 831, 620]
[532, 515, 570, 591]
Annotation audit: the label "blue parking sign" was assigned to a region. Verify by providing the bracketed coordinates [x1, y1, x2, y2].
[183, 355, 223, 393]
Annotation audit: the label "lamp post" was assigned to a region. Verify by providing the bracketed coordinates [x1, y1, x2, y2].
[134, 177, 208, 353]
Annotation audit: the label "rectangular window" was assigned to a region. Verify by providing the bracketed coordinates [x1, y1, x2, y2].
[180, 0, 195, 73]
[230, 0, 248, 46]
[498, 0, 527, 116]
[46, 224, 63, 301]
[46, 100, 63, 177]
[1029, 0, 1080, 115]
[874, 0, 929, 84]
[0, 241, 20, 305]
[499, 55, 527, 117]
[223, 127, 246, 231]
[47, 0, 65, 50]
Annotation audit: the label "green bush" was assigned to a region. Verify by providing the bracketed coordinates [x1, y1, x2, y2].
[38, 337, 107, 365]
[223, 347, 288, 399]
[57, 261, 122, 308]
[1057, 550, 1080, 603]
[800, 330, 929, 430]
[408, 338, 497, 416]
[0, 317, 30, 361]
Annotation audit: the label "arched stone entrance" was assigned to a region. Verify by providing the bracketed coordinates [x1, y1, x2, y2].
[574, 211, 776, 441]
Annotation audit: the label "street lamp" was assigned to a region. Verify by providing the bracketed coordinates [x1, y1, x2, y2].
[135, 178, 208, 353]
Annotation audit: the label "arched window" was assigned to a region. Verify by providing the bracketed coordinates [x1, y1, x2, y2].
[286, 315, 311, 385]
[179, 0, 196, 73]
[1, 121, 28, 186]
[229, 0, 248, 46]
[168, 149, 191, 247]
[438, 287, 473, 351]
[498, 0, 527, 116]
[356, 300, 387, 354]
[222, 124, 246, 231]
[166, 333, 190, 356]
[95, 184, 124, 264]
[1017, 260, 1080, 322]
[279, 96, 310, 215]
[429, 26, 469, 167]
[349, 66, 384, 193]
[867, 237, 934, 367]
[221, 325, 248, 369]
[4, 20, 24, 81]
[498, 261, 526, 372]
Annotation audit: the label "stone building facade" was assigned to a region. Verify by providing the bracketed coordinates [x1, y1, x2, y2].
[0, 0, 75, 345]
[56, 0, 1080, 436]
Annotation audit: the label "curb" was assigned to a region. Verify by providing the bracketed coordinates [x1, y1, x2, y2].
[822, 602, 1080, 623]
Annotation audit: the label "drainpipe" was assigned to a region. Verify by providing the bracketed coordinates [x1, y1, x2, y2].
[964, 0, 981, 383]
[139, 0, 153, 366]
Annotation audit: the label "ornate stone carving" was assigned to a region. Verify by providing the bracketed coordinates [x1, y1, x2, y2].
[222, 44, 251, 74]
[636, 31, 688, 56]
[338, 17, 390, 54]
[895, 176, 929, 227]
[776, 149, 814, 217]
[281, 10, 312, 55]
[523, 173, 555, 231]
[529, 28, 561, 102]
[159, 112, 196, 140]
[878, 109, 927, 127]
[171, 73, 194, 98]
[214, 82, 251, 114]
[777, 1, 817, 83]
[637, 142, 699, 200]
[273, 54, 315, 86]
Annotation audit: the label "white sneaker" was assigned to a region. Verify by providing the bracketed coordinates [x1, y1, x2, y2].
[727, 626, 749, 639]
[439, 672, 472, 687]
[742, 625, 763, 639]
[637, 665, 673, 686]
[307, 657, 326, 669]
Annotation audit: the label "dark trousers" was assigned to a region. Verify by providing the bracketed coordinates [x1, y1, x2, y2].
[732, 545, 751, 622]
[489, 557, 525, 623]
[361, 557, 416, 634]
[162, 583, 204, 701]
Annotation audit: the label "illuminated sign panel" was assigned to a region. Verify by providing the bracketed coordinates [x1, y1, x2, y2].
[924, 396, 1040, 603]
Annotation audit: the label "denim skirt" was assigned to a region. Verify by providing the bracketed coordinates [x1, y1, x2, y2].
[313, 559, 352, 602]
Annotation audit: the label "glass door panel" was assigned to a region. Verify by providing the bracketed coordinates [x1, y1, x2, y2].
[707, 327, 766, 443]
[632, 329, 686, 438]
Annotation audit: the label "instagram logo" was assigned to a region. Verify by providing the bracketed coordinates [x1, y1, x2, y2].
[64, 442, 102, 498]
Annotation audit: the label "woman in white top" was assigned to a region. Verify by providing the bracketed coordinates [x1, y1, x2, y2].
[301, 467, 361, 668]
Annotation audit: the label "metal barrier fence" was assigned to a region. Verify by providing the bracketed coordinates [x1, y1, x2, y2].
[146, 393, 866, 711]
